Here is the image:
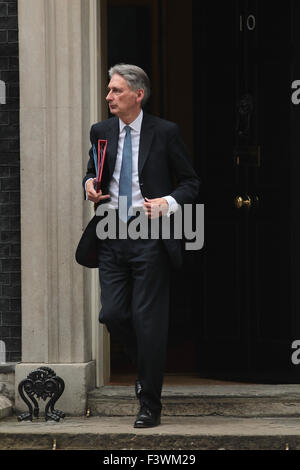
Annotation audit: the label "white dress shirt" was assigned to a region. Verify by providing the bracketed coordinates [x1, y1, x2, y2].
[86, 110, 178, 215]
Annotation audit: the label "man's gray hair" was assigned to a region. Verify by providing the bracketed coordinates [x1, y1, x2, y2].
[108, 63, 151, 107]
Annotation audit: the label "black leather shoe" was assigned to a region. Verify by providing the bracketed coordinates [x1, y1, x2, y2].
[135, 379, 142, 399]
[134, 406, 161, 428]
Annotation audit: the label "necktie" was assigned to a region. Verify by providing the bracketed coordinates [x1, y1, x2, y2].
[118, 125, 132, 222]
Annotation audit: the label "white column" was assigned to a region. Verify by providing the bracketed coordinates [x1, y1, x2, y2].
[15, 0, 97, 415]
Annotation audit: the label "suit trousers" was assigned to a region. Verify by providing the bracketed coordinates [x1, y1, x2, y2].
[97, 226, 170, 414]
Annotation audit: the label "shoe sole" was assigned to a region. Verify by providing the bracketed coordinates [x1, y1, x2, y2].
[133, 420, 161, 429]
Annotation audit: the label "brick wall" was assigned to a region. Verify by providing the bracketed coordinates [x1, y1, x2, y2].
[0, 0, 21, 363]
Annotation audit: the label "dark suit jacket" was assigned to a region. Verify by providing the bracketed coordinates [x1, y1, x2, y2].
[75, 112, 200, 269]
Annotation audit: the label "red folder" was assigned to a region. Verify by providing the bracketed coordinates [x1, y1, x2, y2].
[96, 139, 108, 192]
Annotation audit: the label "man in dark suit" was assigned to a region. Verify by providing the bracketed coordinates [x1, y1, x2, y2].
[76, 64, 200, 428]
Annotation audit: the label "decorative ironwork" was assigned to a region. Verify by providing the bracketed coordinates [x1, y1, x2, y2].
[17, 366, 65, 422]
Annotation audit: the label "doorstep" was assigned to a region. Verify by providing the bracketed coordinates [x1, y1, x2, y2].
[87, 384, 300, 417]
[1, 414, 300, 450]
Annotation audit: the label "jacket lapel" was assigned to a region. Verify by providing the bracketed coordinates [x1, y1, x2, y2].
[106, 117, 119, 179]
[138, 113, 154, 176]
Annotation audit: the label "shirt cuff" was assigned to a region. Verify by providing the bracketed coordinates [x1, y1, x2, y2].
[85, 178, 93, 200]
[162, 195, 179, 217]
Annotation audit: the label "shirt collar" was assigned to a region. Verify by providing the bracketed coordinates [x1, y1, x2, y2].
[119, 109, 143, 133]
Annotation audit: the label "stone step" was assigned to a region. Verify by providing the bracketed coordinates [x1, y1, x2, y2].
[87, 384, 300, 418]
[1, 414, 300, 450]
[0, 395, 12, 419]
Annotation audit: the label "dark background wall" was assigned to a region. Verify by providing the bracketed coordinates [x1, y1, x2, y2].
[0, 0, 21, 363]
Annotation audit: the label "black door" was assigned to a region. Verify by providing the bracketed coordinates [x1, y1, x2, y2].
[192, 0, 300, 382]
[106, 0, 300, 382]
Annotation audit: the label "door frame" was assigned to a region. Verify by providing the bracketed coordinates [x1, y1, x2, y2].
[91, 0, 110, 386]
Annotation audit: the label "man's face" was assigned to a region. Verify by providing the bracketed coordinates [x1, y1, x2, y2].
[106, 73, 143, 119]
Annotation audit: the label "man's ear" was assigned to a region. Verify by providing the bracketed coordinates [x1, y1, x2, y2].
[136, 88, 144, 104]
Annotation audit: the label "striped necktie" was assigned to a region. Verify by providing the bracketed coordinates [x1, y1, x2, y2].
[118, 125, 132, 222]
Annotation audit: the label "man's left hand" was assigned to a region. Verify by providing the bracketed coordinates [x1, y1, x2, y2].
[143, 197, 169, 219]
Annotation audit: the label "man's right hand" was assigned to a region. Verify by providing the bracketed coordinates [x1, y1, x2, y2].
[86, 178, 110, 203]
